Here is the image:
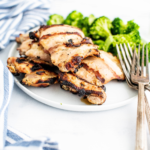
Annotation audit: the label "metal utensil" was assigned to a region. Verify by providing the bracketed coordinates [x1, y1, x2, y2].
[116, 44, 150, 134]
[116, 44, 150, 150]
[131, 45, 149, 150]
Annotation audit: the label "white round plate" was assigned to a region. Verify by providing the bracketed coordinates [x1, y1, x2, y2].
[8, 27, 138, 111]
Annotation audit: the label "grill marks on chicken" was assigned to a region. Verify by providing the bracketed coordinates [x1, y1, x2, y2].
[59, 72, 106, 105]
[17, 40, 52, 66]
[49, 43, 99, 72]
[75, 51, 125, 86]
[16, 33, 29, 43]
[7, 57, 40, 75]
[39, 32, 83, 51]
[10, 24, 126, 105]
[25, 42, 51, 62]
[17, 39, 33, 55]
[35, 24, 85, 38]
[21, 69, 58, 87]
[7, 57, 58, 87]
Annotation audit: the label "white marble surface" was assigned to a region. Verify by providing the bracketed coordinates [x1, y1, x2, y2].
[1, 0, 150, 149]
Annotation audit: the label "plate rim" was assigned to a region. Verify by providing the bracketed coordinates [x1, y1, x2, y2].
[8, 27, 138, 112]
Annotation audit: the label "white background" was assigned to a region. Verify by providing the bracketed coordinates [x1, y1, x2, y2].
[1, 0, 150, 149]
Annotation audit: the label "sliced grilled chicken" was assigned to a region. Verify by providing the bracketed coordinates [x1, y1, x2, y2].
[7, 57, 58, 87]
[81, 37, 93, 44]
[21, 69, 58, 87]
[16, 33, 29, 43]
[7, 57, 41, 75]
[75, 51, 125, 86]
[17, 39, 33, 55]
[7, 57, 54, 74]
[26, 57, 53, 66]
[35, 24, 85, 38]
[50, 43, 100, 72]
[39, 32, 83, 51]
[59, 72, 106, 105]
[17, 40, 52, 65]
[25, 42, 51, 62]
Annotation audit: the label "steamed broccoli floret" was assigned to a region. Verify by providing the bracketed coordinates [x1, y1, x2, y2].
[47, 14, 64, 25]
[126, 20, 139, 34]
[144, 42, 150, 62]
[89, 16, 112, 40]
[103, 30, 142, 55]
[82, 14, 96, 27]
[111, 18, 140, 35]
[64, 10, 83, 28]
[93, 40, 105, 50]
[81, 27, 89, 37]
[111, 18, 126, 35]
[81, 14, 96, 36]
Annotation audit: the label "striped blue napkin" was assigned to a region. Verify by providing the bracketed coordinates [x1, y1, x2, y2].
[0, 0, 51, 50]
[0, 60, 58, 150]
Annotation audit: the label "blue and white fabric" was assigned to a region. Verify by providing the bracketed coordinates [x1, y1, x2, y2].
[0, 61, 58, 150]
[5, 126, 58, 150]
[0, 0, 51, 50]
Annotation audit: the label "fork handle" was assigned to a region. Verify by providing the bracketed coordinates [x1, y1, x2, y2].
[144, 93, 150, 134]
[136, 83, 147, 150]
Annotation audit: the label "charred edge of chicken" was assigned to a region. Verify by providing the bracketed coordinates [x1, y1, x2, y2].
[20, 76, 57, 86]
[15, 57, 55, 73]
[26, 57, 53, 66]
[39, 24, 83, 32]
[75, 63, 105, 84]
[81, 37, 93, 44]
[39, 32, 82, 41]
[59, 72, 103, 97]
[29, 32, 39, 41]
[65, 56, 83, 71]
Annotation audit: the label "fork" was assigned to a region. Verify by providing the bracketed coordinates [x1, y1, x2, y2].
[116, 43, 150, 134]
[131, 45, 149, 150]
[117, 44, 149, 150]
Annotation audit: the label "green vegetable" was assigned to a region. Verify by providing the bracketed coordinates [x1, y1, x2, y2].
[47, 14, 64, 25]
[81, 14, 96, 36]
[93, 40, 105, 50]
[144, 43, 150, 63]
[126, 20, 139, 34]
[111, 18, 139, 35]
[111, 18, 126, 35]
[89, 16, 112, 40]
[64, 10, 83, 28]
[103, 30, 142, 55]
[82, 14, 96, 27]
[46, 12, 150, 63]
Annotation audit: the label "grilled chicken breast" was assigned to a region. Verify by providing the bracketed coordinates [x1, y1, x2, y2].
[39, 32, 83, 51]
[7, 57, 58, 87]
[75, 51, 125, 86]
[35, 24, 85, 38]
[16, 33, 29, 43]
[17, 40, 52, 65]
[17, 39, 33, 55]
[26, 57, 53, 66]
[21, 69, 58, 87]
[7, 57, 41, 75]
[25, 42, 51, 62]
[50, 43, 100, 72]
[59, 72, 106, 105]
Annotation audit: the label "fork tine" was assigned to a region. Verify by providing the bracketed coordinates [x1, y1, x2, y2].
[141, 45, 144, 76]
[127, 43, 133, 57]
[123, 43, 132, 65]
[146, 45, 149, 77]
[120, 44, 130, 72]
[116, 44, 130, 78]
[137, 45, 140, 75]
[131, 47, 136, 75]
